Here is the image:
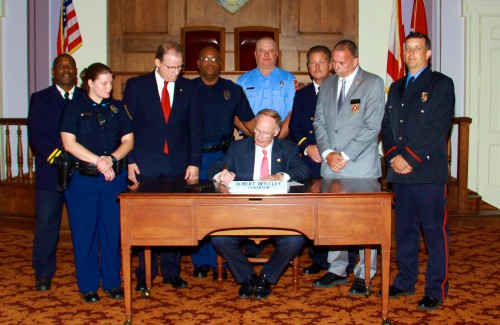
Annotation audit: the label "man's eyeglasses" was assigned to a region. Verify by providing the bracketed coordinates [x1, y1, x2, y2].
[199, 56, 220, 63]
[254, 128, 274, 138]
[161, 62, 184, 72]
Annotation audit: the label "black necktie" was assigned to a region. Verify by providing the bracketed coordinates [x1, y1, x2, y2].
[64, 92, 70, 100]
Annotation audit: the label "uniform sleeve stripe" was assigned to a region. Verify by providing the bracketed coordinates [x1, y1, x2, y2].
[297, 137, 307, 146]
[385, 146, 398, 157]
[405, 146, 422, 163]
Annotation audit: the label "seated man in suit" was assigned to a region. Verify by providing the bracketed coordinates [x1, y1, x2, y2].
[208, 109, 310, 299]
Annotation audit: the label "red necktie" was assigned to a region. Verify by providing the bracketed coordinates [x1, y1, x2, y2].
[260, 149, 269, 180]
[161, 81, 171, 154]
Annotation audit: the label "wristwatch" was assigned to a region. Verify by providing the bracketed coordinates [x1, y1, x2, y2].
[110, 155, 117, 165]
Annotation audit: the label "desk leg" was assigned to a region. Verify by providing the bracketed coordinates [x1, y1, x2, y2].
[123, 246, 132, 324]
[381, 246, 391, 324]
[364, 247, 372, 297]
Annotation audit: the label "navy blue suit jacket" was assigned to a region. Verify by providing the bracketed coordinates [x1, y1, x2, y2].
[28, 85, 85, 191]
[382, 67, 455, 184]
[207, 137, 310, 181]
[123, 72, 202, 179]
[289, 83, 321, 179]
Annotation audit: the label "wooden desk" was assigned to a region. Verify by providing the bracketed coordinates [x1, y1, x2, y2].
[119, 179, 393, 324]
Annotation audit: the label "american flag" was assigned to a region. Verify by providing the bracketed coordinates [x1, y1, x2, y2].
[385, 0, 406, 91]
[56, 0, 83, 55]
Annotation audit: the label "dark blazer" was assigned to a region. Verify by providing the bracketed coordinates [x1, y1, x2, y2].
[28, 85, 85, 191]
[208, 137, 310, 181]
[289, 83, 321, 179]
[381, 67, 455, 184]
[123, 71, 202, 178]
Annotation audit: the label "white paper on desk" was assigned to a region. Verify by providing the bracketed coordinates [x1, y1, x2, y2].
[228, 181, 288, 194]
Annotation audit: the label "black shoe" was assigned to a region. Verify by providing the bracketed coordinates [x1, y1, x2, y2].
[135, 278, 147, 292]
[348, 278, 372, 296]
[312, 272, 348, 288]
[253, 274, 271, 299]
[212, 267, 228, 281]
[378, 285, 416, 299]
[82, 291, 100, 303]
[193, 265, 211, 278]
[35, 277, 52, 291]
[104, 287, 124, 300]
[417, 295, 443, 310]
[238, 274, 258, 298]
[303, 263, 327, 275]
[163, 276, 188, 289]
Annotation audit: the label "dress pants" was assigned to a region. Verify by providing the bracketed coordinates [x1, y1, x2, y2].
[65, 172, 127, 293]
[392, 183, 449, 301]
[328, 247, 377, 279]
[32, 190, 65, 278]
[135, 249, 182, 281]
[212, 235, 305, 284]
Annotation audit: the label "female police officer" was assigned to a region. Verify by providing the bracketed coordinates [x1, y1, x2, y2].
[60, 63, 133, 303]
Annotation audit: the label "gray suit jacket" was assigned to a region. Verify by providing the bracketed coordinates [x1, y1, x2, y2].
[313, 67, 385, 178]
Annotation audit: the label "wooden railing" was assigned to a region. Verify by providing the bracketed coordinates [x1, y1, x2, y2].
[0, 118, 34, 184]
[0, 117, 475, 216]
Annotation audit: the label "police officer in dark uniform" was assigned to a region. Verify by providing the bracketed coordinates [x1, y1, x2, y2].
[28, 54, 85, 292]
[190, 46, 255, 279]
[60, 63, 134, 303]
[382, 32, 454, 310]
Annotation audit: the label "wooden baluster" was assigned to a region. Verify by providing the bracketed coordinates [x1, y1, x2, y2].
[5, 125, 12, 182]
[17, 124, 24, 182]
[28, 145, 35, 183]
[455, 117, 472, 214]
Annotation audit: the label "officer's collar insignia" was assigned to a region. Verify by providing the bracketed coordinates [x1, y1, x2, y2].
[110, 104, 118, 114]
[280, 81, 284, 87]
[224, 90, 230, 100]
[421, 92, 428, 102]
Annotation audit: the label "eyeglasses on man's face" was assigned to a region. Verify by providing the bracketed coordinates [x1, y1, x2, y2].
[254, 128, 274, 138]
[199, 56, 220, 63]
[161, 61, 184, 72]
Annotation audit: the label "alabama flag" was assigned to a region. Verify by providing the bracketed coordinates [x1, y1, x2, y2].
[386, 0, 406, 91]
[411, 0, 428, 35]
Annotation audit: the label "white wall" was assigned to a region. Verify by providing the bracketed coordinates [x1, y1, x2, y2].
[1, 0, 28, 118]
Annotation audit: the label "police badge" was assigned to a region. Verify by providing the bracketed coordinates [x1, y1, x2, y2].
[110, 104, 118, 114]
[421, 92, 428, 102]
[224, 90, 230, 100]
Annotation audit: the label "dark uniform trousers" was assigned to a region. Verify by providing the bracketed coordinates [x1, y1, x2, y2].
[65, 172, 128, 292]
[392, 183, 449, 301]
[32, 190, 65, 278]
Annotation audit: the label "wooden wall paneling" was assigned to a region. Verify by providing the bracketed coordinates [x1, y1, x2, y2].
[124, 0, 169, 33]
[298, 0, 343, 34]
[108, 0, 125, 71]
[108, 0, 358, 77]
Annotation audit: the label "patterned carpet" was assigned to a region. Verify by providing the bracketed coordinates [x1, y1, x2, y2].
[0, 221, 499, 324]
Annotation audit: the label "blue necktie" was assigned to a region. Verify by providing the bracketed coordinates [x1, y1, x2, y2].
[337, 79, 346, 112]
[406, 76, 415, 88]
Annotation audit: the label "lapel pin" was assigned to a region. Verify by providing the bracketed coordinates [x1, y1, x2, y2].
[421, 92, 428, 102]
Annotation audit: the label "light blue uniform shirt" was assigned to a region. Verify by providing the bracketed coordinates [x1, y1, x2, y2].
[236, 67, 296, 119]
